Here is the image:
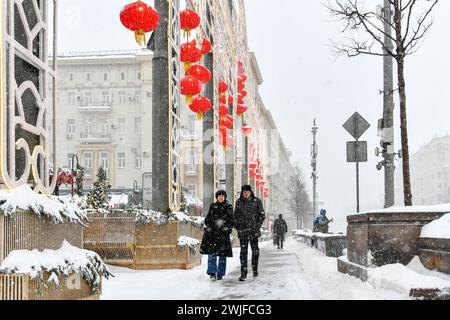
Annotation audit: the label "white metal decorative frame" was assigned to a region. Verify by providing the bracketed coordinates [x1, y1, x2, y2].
[0, 0, 57, 195]
[169, 0, 181, 211]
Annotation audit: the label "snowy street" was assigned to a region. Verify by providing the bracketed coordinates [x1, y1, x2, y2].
[101, 239, 409, 300]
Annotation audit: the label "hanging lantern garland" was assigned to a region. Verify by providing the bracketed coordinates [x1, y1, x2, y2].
[120, 0, 160, 46]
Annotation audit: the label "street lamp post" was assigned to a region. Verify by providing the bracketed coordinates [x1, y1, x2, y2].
[71, 154, 79, 197]
[311, 119, 319, 222]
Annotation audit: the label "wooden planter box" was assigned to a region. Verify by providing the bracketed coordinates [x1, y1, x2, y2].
[0, 272, 100, 300]
[418, 237, 450, 274]
[0, 210, 83, 264]
[83, 211, 203, 270]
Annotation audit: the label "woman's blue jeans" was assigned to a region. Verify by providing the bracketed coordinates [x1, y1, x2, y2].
[207, 253, 227, 277]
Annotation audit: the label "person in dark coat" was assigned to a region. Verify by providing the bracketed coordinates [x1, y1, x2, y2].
[234, 185, 265, 281]
[273, 214, 288, 250]
[200, 190, 233, 280]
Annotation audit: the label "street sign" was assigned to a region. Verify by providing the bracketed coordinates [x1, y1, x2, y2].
[343, 112, 371, 140]
[346, 141, 368, 163]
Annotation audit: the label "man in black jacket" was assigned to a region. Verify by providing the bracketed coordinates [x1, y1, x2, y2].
[273, 214, 288, 250]
[234, 185, 265, 281]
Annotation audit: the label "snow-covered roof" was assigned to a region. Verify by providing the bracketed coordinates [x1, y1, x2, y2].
[0, 185, 87, 224]
[0, 240, 112, 293]
[420, 213, 450, 239]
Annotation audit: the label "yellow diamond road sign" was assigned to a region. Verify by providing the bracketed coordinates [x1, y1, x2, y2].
[343, 112, 370, 140]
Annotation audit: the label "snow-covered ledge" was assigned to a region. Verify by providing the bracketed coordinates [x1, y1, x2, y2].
[0, 185, 87, 224]
[0, 240, 112, 294]
[354, 203, 450, 216]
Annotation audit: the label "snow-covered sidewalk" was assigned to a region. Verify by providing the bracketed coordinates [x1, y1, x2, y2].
[101, 238, 440, 300]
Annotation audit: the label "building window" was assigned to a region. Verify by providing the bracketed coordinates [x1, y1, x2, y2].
[68, 92, 75, 105]
[121, 72, 125, 80]
[135, 117, 142, 134]
[66, 119, 75, 135]
[135, 91, 141, 104]
[104, 73, 108, 81]
[102, 91, 110, 104]
[67, 153, 74, 169]
[102, 121, 110, 135]
[100, 152, 109, 170]
[118, 153, 126, 168]
[136, 156, 142, 169]
[85, 92, 93, 105]
[137, 72, 141, 80]
[84, 121, 95, 135]
[86, 73, 91, 81]
[118, 118, 126, 133]
[119, 91, 126, 104]
[83, 152, 93, 175]
[69, 73, 74, 81]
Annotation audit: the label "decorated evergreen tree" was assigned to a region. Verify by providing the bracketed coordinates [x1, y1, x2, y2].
[87, 167, 111, 210]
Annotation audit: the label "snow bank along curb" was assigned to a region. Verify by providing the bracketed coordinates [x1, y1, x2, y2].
[420, 213, 450, 239]
[0, 185, 87, 224]
[136, 210, 205, 228]
[0, 240, 112, 293]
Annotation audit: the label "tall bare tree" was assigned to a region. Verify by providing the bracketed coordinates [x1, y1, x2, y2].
[288, 167, 313, 229]
[327, 0, 438, 206]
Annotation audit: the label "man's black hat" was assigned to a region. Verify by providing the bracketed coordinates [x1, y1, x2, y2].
[241, 185, 252, 192]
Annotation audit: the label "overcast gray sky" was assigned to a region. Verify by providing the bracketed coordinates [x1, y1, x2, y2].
[57, 1, 450, 231]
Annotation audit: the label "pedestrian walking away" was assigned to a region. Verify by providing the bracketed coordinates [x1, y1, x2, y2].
[234, 185, 266, 281]
[200, 190, 234, 281]
[273, 214, 288, 250]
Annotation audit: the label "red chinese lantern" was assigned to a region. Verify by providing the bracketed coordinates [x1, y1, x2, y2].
[238, 74, 247, 83]
[189, 95, 212, 120]
[201, 39, 212, 54]
[249, 162, 257, 170]
[180, 9, 201, 38]
[219, 104, 229, 117]
[219, 95, 227, 104]
[181, 76, 202, 104]
[227, 95, 234, 105]
[263, 188, 269, 199]
[238, 81, 245, 92]
[120, 1, 160, 46]
[187, 65, 212, 84]
[218, 80, 229, 96]
[238, 61, 245, 75]
[181, 40, 203, 71]
[237, 94, 245, 105]
[239, 89, 248, 98]
[241, 126, 252, 136]
[236, 104, 247, 117]
[249, 169, 256, 179]
[220, 114, 234, 129]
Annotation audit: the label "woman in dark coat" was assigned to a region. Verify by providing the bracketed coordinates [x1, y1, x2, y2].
[200, 190, 233, 280]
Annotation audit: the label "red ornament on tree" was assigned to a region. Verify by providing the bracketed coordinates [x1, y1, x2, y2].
[201, 39, 212, 54]
[181, 40, 203, 71]
[180, 9, 201, 38]
[187, 65, 212, 84]
[120, 0, 160, 46]
[189, 95, 212, 120]
[181, 76, 202, 104]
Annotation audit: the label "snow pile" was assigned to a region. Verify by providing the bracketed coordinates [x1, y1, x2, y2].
[136, 210, 205, 228]
[367, 257, 450, 295]
[108, 194, 129, 208]
[177, 236, 201, 252]
[0, 185, 87, 224]
[420, 213, 450, 239]
[183, 193, 203, 207]
[0, 240, 112, 293]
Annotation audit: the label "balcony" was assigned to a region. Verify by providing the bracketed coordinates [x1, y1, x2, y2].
[78, 101, 112, 112]
[184, 164, 199, 176]
[79, 133, 112, 144]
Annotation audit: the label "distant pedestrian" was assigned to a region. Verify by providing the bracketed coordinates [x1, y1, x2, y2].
[200, 190, 234, 280]
[313, 209, 333, 233]
[273, 214, 288, 250]
[234, 185, 265, 281]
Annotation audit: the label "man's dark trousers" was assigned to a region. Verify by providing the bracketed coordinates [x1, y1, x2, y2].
[239, 237, 260, 276]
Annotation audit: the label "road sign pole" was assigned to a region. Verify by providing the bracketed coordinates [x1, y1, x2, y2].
[356, 157, 360, 213]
